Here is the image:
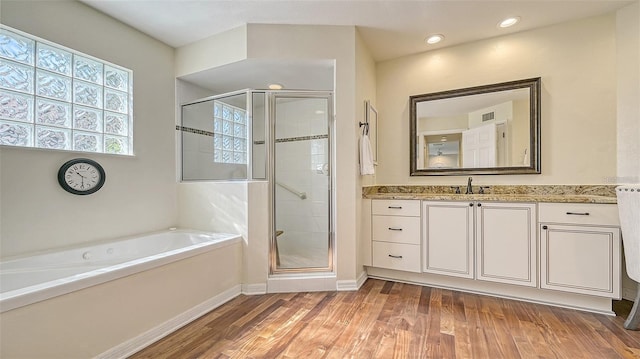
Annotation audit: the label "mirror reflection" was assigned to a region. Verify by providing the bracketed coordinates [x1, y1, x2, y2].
[410, 78, 540, 176]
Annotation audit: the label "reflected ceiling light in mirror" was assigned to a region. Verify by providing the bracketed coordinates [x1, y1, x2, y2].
[268, 83, 284, 90]
[498, 16, 520, 28]
[425, 34, 444, 45]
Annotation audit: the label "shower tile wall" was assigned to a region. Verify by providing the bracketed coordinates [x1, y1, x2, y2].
[275, 98, 329, 268]
[181, 101, 214, 180]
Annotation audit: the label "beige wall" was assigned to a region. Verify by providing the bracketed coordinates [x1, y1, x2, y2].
[355, 29, 377, 275]
[175, 25, 247, 78]
[376, 14, 617, 185]
[616, 1, 640, 184]
[0, 0, 177, 257]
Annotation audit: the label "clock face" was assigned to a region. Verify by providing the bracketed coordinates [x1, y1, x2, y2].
[58, 159, 106, 195]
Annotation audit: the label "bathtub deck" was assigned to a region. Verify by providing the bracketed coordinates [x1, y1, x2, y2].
[129, 279, 640, 358]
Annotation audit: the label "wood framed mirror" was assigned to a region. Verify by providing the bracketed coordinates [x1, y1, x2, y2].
[409, 77, 541, 176]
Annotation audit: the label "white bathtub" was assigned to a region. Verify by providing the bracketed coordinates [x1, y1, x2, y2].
[0, 229, 241, 313]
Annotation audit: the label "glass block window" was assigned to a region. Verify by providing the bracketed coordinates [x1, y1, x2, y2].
[213, 101, 246, 164]
[0, 25, 133, 155]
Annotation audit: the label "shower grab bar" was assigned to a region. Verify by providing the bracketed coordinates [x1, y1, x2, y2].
[277, 182, 307, 200]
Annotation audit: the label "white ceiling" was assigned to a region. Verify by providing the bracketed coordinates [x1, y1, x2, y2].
[79, 0, 634, 93]
[81, 0, 633, 62]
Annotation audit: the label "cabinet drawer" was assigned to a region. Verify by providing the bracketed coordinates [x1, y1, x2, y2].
[372, 242, 421, 273]
[372, 215, 420, 245]
[539, 203, 619, 226]
[372, 200, 420, 217]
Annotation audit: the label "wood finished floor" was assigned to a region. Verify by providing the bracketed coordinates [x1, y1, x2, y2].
[130, 279, 640, 358]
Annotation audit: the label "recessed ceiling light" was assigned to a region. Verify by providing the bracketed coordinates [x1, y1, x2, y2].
[499, 17, 520, 28]
[425, 34, 444, 45]
[268, 83, 283, 90]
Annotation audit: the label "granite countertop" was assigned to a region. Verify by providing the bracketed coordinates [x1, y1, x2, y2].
[363, 185, 618, 204]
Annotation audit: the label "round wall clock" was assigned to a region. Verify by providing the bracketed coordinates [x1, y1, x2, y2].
[57, 158, 106, 195]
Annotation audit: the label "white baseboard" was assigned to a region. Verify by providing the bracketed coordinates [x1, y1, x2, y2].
[336, 270, 368, 291]
[96, 284, 242, 359]
[242, 283, 267, 295]
[336, 279, 357, 291]
[356, 270, 368, 289]
[267, 274, 336, 293]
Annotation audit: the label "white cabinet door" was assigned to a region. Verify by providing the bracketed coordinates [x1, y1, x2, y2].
[540, 224, 621, 298]
[476, 202, 537, 287]
[423, 201, 474, 278]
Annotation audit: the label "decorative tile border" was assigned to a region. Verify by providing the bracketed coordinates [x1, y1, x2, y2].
[176, 125, 214, 137]
[176, 126, 328, 146]
[254, 134, 328, 145]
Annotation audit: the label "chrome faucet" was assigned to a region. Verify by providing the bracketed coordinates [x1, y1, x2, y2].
[466, 176, 473, 194]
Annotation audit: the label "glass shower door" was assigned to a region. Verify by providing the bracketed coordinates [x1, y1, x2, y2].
[271, 93, 332, 273]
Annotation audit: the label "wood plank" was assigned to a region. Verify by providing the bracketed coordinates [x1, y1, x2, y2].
[129, 279, 640, 359]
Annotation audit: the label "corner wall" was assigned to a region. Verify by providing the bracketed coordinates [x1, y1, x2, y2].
[0, 0, 177, 257]
[616, 1, 640, 184]
[246, 24, 359, 283]
[355, 29, 377, 278]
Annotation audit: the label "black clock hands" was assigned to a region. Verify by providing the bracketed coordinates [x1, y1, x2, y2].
[75, 171, 86, 189]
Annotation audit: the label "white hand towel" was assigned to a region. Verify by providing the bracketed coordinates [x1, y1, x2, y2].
[617, 185, 640, 282]
[360, 133, 375, 175]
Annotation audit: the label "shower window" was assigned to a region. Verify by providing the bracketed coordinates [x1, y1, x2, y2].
[213, 102, 247, 164]
[0, 25, 133, 155]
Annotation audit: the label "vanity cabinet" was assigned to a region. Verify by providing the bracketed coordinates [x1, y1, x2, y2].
[371, 199, 421, 273]
[476, 202, 537, 287]
[422, 201, 537, 287]
[539, 203, 621, 298]
[422, 201, 474, 278]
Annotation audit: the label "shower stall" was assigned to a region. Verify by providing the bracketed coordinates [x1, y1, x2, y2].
[180, 90, 334, 274]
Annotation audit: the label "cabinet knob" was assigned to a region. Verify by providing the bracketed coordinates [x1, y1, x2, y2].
[542, 225, 548, 230]
[477, 203, 482, 207]
[469, 203, 474, 207]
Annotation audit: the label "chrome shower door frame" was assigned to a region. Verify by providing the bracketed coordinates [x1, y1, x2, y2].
[268, 91, 334, 275]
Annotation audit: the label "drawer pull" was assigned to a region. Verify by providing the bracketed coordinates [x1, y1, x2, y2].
[388, 254, 403, 259]
[566, 212, 590, 216]
[388, 227, 403, 231]
[388, 206, 403, 209]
